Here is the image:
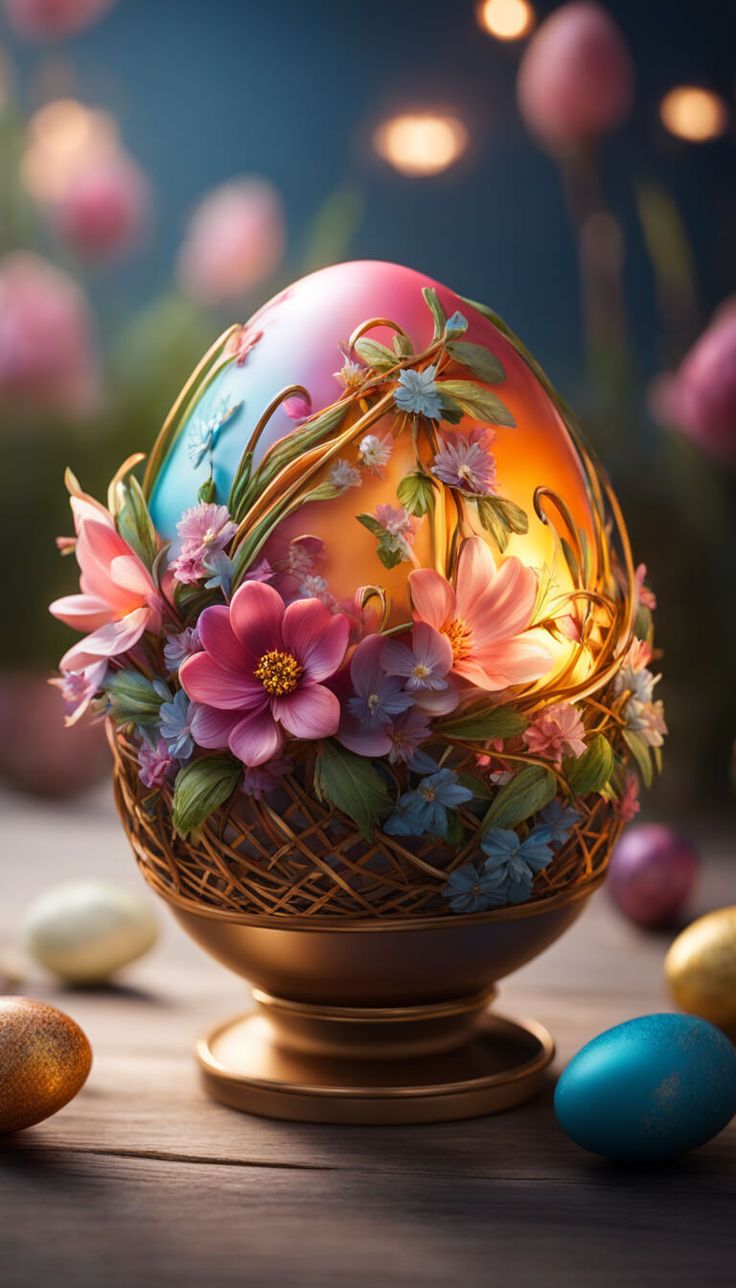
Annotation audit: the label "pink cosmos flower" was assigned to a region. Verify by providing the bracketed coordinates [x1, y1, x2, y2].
[517, 2, 634, 152]
[177, 178, 285, 306]
[0, 251, 100, 417]
[409, 537, 551, 692]
[176, 503, 236, 560]
[523, 702, 587, 765]
[431, 427, 497, 495]
[138, 738, 174, 790]
[180, 581, 349, 766]
[50, 484, 162, 671]
[50, 154, 150, 261]
[634, 563, 657, 611]
[3, 0, 115, 39]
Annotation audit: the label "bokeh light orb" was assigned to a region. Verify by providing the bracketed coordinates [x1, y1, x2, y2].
[148, 261, 599, 648]
[660, 86, 729, 143]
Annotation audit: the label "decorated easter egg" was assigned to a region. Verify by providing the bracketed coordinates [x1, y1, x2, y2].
[23, 880, 158, 983]
[0, 997, 92, 1134]
[146, 260, 599, 629]
[554, 1013, 736, 1161]
[608, 823, 699, 928]
[665, 906, 736, 1031]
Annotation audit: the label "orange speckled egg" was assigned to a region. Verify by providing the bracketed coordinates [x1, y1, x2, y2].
[0, 997, 92, 1134]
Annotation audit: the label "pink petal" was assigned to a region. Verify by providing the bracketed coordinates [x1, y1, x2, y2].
[282, 598, 349, 681]
[59, 606, 149, 670]
[272, 682, 341, 739]
[464, 556, 538, 646]
[198, 604, 250, 673]
[409, 568, 455, 631]
[454, 537, 498, 625]
[70, 494, 115, 532]
[180, 651, 266, 710]
[49, 592, 112, 631]
[110, 554, 155, 599]
[457, 636, 552, 690]
[190, 705, 239, 750]
[229, 580, 285, 664]
[229, 709, 284, 767]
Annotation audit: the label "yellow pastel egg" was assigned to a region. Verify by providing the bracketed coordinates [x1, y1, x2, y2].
[0, 997, 92, 1134]
[665, 906, 736, 1031]
[23, 880, 158, 984]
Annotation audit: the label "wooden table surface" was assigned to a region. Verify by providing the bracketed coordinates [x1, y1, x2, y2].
[1, 784, 734, 1287]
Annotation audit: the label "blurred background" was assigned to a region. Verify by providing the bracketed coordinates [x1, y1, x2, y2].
[0, 0, 734, 814]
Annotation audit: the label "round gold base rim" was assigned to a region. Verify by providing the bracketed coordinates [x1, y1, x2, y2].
[196, 1008, 555, 1125]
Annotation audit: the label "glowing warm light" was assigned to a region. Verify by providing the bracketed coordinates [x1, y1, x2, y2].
[21, 99, 120, 203]
[477, 0, 535, 41]
[660, 86, 728, 143]
[373, 112, 469, 177]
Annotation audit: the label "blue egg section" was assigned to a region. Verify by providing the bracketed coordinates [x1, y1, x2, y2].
[554, 1013, 736, 1162]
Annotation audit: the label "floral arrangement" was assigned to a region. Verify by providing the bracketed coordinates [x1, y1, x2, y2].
[50, 287, 665, 917]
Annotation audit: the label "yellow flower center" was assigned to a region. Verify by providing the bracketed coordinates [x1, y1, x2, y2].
[412, 663, 430, 680]
[446, 617, 472, 661]
[254, 649, 303, 696]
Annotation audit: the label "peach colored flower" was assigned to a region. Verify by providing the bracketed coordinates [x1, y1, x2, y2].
[50, 484, 161, 671]
[409, 537, 551, 692]
[523, 701, 586, 765]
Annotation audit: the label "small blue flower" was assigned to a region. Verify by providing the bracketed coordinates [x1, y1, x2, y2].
[203, 549, 234, 595]
[348, 675, 414, 726]
[442, 863, 507, 914]
[187, 398, 243, 469]
[445, 310, 468, 338]
[384, 768, 473, 840]
[408, 748, 441, 776]
[394, 365, 443, 420]
[158, 690, 195, 760]
[479, 827, 554, 906]
[534, 800, 582, 848]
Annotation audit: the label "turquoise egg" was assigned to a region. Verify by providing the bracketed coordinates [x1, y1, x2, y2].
[554, 1013, 736, 1161]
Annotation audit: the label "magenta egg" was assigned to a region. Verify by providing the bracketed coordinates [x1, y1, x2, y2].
[608, 824, 699, 929]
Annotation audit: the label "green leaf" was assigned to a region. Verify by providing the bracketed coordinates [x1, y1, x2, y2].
[565, 735, 615, 795]
[445, 812, 466, 846]
[116, 476, 159, 569]
[456, 771, 495, 801]
[437, 703, 528, 742]
[172, 755, 242, 839]
[438, 380, 516, 427]
[623, 729, 653, 788]
[354, 337, 397, 371]
[475, 496, 529, 552]
[314, 741, 392, 840]
[422, 286, 446, 340]
[447, 341, 505, 384]
[356, 513, 385, 538]
[634, 604, 654, 645]
[198, 477, 217, 504]
[482, 765, 556, 830]
[397, 471, 436, 516]
[106, 670, 168, 727]
[393, 333, 414, 357]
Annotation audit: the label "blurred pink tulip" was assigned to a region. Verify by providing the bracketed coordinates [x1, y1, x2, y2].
[649, 305, 736, 463]
[0, 252, 100, 417]
[51, 154, 151, 260]
[517, 2, 634, 151]
[177, 177, 285, 306]
[2, 0, 115, 39]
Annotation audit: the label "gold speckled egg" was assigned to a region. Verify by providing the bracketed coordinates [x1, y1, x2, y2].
[0, 997, 92, 1134]
[665, 907, 736, 1032]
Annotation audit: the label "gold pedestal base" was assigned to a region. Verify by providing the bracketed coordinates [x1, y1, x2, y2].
[196, 990, 555, 1124]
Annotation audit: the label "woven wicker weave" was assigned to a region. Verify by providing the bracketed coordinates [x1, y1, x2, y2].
[111, 725, 621, 922]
